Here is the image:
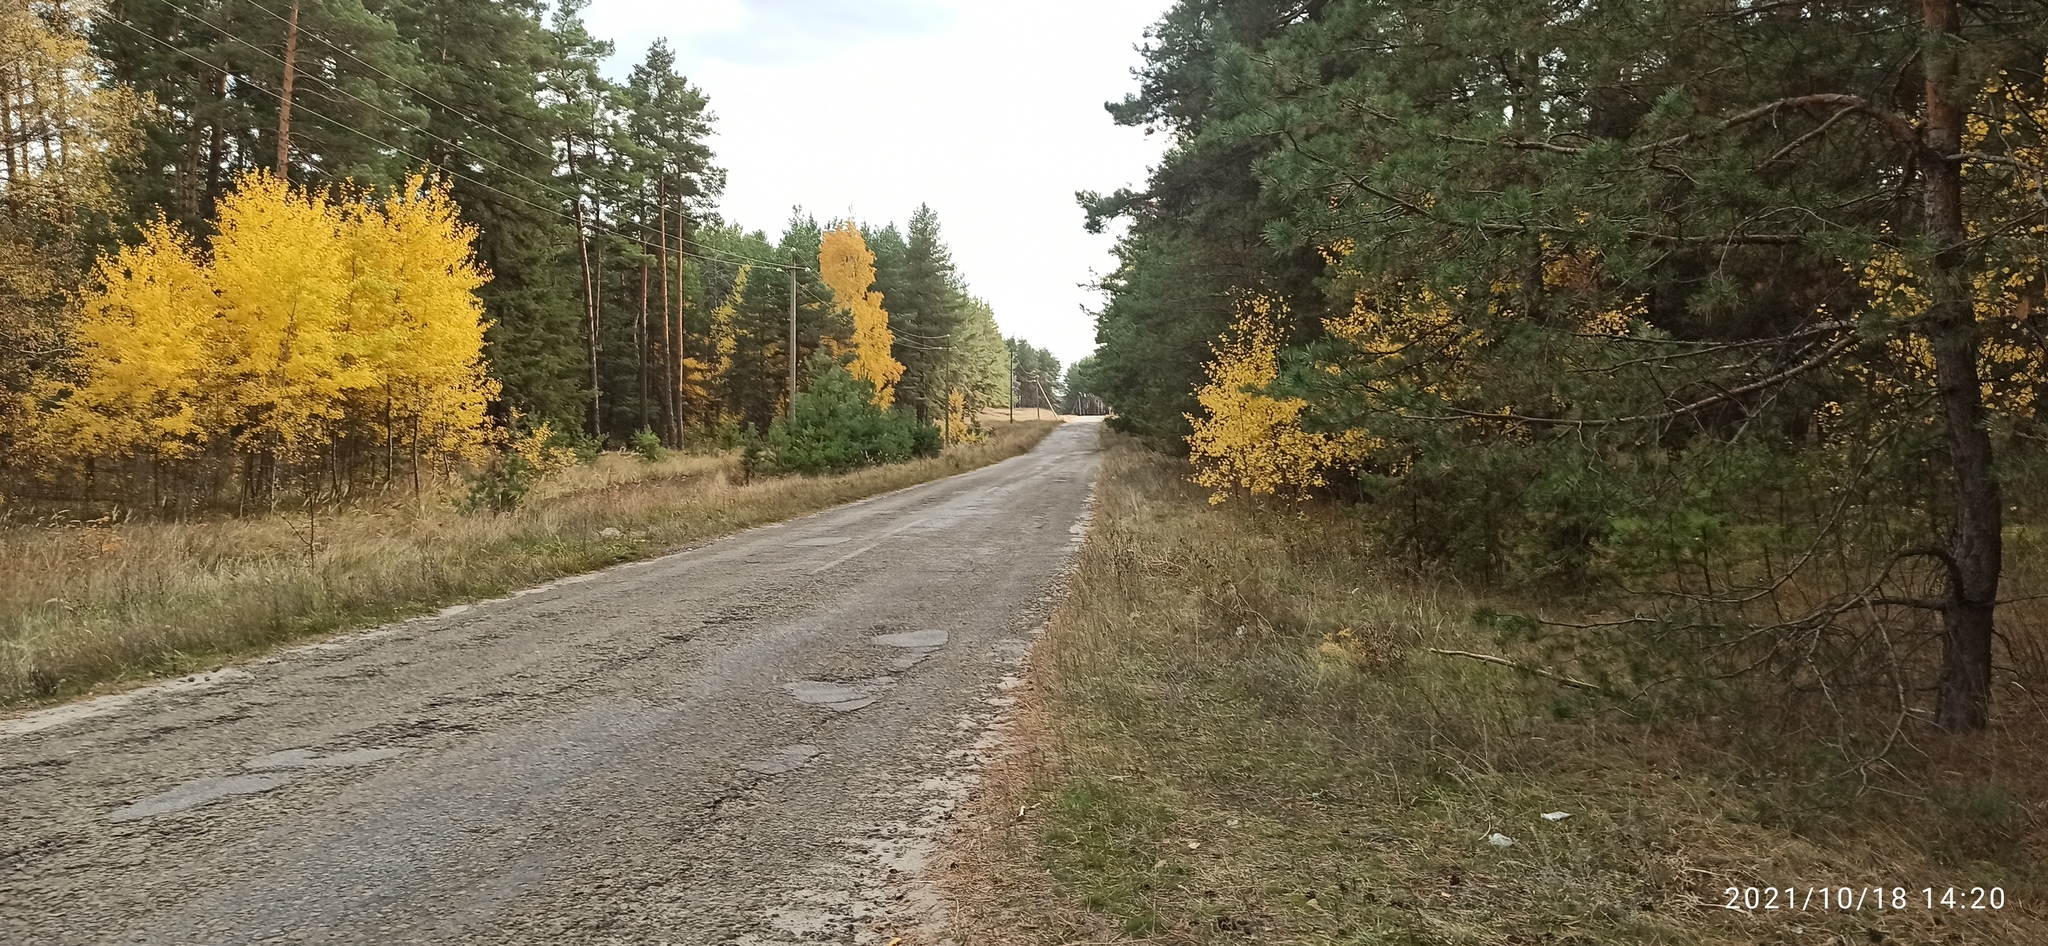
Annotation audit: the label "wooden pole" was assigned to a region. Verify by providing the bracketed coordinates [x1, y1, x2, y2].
[787, 267, 798, 417]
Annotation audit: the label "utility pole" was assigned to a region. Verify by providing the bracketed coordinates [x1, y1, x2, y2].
[1008, 354, 1015, 424]
[275, 0, 301, 178]
[787, 267, 799, 417]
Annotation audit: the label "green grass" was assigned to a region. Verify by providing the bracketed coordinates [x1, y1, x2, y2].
[0, 421, 1060, 707]
[941, 431, 2045, 945]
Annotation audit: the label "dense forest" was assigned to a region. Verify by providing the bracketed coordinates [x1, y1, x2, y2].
[1086, 0, 2048, 734]
[0, 0, 1059, 512]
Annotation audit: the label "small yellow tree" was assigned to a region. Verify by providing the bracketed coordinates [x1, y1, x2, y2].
[944, 387, 969, 445]
[40, 219, 215, 460]
[688, 263, 746, 424]
[341, 174, 498, 460]
[1187, 295, 1373, 504]
[818, 222, 904, 407]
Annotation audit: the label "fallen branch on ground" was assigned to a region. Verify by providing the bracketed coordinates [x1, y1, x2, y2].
[1426, 648, 1605, 692]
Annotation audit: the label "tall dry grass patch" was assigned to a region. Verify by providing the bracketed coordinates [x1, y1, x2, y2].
[0, 422, 1058, 706]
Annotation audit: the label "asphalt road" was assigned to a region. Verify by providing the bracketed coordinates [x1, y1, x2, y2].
[0, 419, 1103, 946]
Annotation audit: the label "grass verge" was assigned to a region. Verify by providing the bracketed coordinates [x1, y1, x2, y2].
[938, 430, 2043, 945]
[0, 420, 1059, 707]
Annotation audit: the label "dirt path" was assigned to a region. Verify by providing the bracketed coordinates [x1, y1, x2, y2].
[0, 420, 1102, 945]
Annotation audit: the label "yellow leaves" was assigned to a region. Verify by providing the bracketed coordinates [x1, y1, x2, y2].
[1541, 243, 1642, 335]
[818, 223, 905, 408]
[44, 170, 498, 467]
[1853, 243, 2043, 419]
[942, 387, 979, 445]
[508, 419, 577, 476]
[46, 219, 213, 458]
[1187, 295, 1374, 504]
[677, 264, 747, 426]
[1315, 626, 1388, 674]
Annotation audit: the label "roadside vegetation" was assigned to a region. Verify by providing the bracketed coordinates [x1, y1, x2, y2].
[0, 419, 1057, 708]
[943, 433, 2045, 944]
[958, 2, 2048, 938]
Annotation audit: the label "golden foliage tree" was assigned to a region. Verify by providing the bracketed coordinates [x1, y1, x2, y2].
[687, 263, 746, 425]
[818, 222, 904, 408]
[38, 171, 496, 497]
[1187, 295, 1374, 504]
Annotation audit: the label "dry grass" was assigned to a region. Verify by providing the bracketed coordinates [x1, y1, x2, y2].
[937, 431, 2045, 945]
[0, 421, 1059, 707]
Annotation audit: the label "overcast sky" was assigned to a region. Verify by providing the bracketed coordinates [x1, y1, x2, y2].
[582, 0, 1173, 370]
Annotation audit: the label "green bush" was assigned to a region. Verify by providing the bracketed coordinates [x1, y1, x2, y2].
[764, 363, 941, 475]
[629, 427, 666, 463]
[457, 451, 535, 515]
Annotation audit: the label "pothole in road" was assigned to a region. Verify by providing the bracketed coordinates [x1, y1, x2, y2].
[872, 630, 946, 672]
[784, 681, 875, 712]
[106, 746, 413, 822]
[244, 747, 410, 771]
[107, 774, 287, 823]
[870, 630, 947, 649]
[743, 744, 821, 775]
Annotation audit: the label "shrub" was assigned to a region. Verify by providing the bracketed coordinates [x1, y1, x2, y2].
[764, 363, 940, 475]
[458, 450, 535, 515]
[629, 427, 666, 463]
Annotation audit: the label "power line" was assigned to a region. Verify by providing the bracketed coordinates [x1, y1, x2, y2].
[116, 2, 806, 278]
[230, 0, 775, 278]
[228, 0, 564, 170]
[108, 5, 951, 337]
[155, 0, 585, 223]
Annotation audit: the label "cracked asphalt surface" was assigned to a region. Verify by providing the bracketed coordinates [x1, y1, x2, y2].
[0, 419, 1102, 945]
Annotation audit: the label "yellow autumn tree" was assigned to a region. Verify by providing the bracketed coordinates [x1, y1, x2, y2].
[339, 174, 498, 460]
[36, 219, 215, 460]
[680, 264, 747, 426]
[1187, 295, 1374, 503]
[818, 222, 905, 407]
[206, 172, 368, 458]
[42, 170, 496, 492]
[943, 387, 971, 445]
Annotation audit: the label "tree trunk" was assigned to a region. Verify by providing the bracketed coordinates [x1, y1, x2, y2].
[204, 71, 227, 213]
[657, 181, 673, 444]
[3, 66, 19, 194]
[275, 0, 301, 178]
[1922, 0, 2001, 732]
[179, 100, 204, 216]
[567, 140, 599, 438]
[672, 203, 687, 442]
[639, 256, 650, 431]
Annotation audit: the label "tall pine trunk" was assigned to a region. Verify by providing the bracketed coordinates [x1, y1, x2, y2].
[657, 180, 673, 445]
[671, 201, 686, 444]
[275, 0, 300, 177]
[567, 140, 599, 437]
[204, 72, 227, 213]
[1922, 0, 2002, 732]
[639, 257, 650, 431]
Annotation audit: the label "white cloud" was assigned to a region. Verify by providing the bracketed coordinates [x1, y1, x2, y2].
[585, 0, 1173, 369]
